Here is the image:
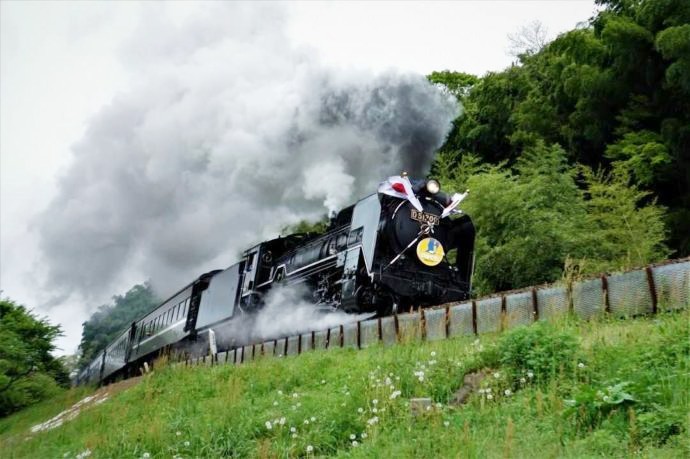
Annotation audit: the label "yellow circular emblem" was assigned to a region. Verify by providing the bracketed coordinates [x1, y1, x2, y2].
[416, 237, 445, 266]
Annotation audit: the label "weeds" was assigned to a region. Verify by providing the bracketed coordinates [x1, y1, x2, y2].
[0, 310, 687, 458]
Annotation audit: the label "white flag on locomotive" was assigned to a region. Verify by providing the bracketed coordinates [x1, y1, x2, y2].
[377, 176, 423, 211]
[441, 191, 469, 218]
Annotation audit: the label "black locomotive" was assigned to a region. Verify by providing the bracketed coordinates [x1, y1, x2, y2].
[77, 176, 475, 385]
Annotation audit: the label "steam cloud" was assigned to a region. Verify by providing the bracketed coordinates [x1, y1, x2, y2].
[210, 284, 374, 351]
[36, 4, 459, 302]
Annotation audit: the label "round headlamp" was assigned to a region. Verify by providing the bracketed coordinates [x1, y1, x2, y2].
[426, 179, 441, 194]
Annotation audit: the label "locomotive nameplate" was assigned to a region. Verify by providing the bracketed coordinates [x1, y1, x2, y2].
[410, 209, 440, 226]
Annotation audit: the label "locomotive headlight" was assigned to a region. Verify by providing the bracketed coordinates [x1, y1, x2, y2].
[426, 179, 441, 194]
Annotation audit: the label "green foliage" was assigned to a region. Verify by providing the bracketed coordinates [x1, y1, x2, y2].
[280, 217, 329, 236]
[578, 164, 670, 273]
[605, 130, 671, 185]
[427, 71, 478, 99]
[564, 381, 637, 431]
[0, 298, 68, 417]
[432, 0, 690, 256]
[1, 310, 687, 457]
[78, 284, 159, 369]
[494, 322, 579, 385]
[436, 142, 668, 294]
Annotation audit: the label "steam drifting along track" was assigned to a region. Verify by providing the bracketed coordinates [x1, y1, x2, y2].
[178, 257, 689, 367]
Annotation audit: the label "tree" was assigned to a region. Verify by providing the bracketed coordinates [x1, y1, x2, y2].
[507, 20, 549, 57]
[78, 283, 159, 369]
[434, 143, 669, 295]
[432, 0, 690, 256]
[0, 298, 69, 417]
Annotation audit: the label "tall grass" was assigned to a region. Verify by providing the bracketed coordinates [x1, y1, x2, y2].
[1, 310, 687, 458]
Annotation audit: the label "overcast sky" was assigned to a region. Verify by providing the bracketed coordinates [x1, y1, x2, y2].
[0, 1, 597, 356]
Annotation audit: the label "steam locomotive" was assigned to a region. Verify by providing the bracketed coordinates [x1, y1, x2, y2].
[77, 175, 475, 385]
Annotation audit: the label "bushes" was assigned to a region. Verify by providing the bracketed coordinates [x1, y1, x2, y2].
[490, 322, 580, 385]
[0, 298, 68, 417]
[434, 142, 669, 295]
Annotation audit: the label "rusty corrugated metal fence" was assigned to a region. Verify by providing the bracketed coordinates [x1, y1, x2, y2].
[185, 258, 690, 366]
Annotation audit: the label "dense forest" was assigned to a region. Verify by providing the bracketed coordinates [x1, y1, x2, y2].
[430, 0, 689, 260]
[75, 0, 688, 367]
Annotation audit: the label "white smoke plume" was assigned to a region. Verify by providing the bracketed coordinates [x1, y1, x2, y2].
[200, 284, 373, 352]
[250, 284, 374, 342]
[35, 3, 459, 303]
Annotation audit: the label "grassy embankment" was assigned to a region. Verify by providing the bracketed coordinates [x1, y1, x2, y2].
[1, 310, 688, 458]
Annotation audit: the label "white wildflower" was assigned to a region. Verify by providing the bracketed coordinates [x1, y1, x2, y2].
[350, 434, 356, 440]
[290, 427, 297, 433]
[520, 377, 526, 384]
[278, 390, 283, 395]
[352, 441, 359, 447]
[385, 377, 392, 385]
[527, 371, 534, 379]
[184, 441, 190, 447]
[372, 408, 378, 413]
[357, 407, 364, 413]
[292, 393, 299, 398]
[321, 379, 326, 384]
[429, 360, 437, 365]
[493, 372, 500, 379]
[367, 416, 379, 425]
[279, 417, 286, 425]
[304, 419, 309, 425]
[431, 351, 436, 357]
[436, 403, 442, 408]
[478, 388, 485, 395]
[297, 402, 302, 407]
[265, 421, 273, 430]
[176, 431, 182, 436]
[418, 376, 425, 382]
[487, 394, 493, 400]
[426, 406, 431, 411]
[310, 416, 316, 422]
[578, 362, 585, 369]
[142, 454, 150, 459]
[292, 433, 298, 439]
[306, 445, 314, 453]
[486, 387, 492, 393]
[443, 421, 450, 427]
[390, 390, 402, 399]
[273, 401, 278, 406]
[504, 389, 512, 397]
[372, 399, 378, 405]
[361, 432, 368, 439]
